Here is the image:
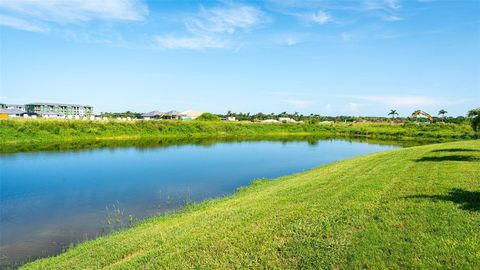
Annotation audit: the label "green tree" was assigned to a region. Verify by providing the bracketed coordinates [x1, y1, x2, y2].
[438, 109, 448, 120]
[388, 109, 399, 119]
[467, 108, 480, 132]
[196, 112, 221, 121]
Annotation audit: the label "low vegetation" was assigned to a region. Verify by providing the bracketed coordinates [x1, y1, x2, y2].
[0, 119, 476, 149]
[468, 108, 480, 132]
[195, 112, 221, 121]
[22, 140, 480, 269]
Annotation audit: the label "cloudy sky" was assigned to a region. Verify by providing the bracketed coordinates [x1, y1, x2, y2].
[0, 0, 479, 116]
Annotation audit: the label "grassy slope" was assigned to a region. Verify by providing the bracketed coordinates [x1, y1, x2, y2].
[23, 140, 480, 269]
[0, 119, 475, 146]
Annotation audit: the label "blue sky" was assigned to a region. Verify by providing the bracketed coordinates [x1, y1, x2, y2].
[0, 0, 479, 116]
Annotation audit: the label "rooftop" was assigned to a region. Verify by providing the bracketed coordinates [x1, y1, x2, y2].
[164, 110, 180, 115]
[141, 111, 165, 117]
[0, 109, 27, 114]
[26, 102, 92, 107]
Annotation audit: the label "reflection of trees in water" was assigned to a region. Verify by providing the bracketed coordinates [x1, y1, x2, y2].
[0, 135, 429, 154]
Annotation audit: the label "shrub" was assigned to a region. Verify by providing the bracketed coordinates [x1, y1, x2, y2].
[196, 113, 221, 121]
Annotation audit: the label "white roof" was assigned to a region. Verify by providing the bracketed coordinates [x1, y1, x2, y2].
[0, 109, 26, 114]
[180, 110, 203, 117]
[262, 119, 279, 123]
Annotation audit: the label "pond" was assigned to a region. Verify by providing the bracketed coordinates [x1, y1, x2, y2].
[0, 138, 400, 267]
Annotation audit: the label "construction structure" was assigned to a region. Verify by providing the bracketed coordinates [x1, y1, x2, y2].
[411, 110, 433, 121]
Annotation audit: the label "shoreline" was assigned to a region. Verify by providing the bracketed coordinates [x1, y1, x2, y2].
[1, 119, 476, 153]
[0, 133, 441, 154]
[20, 140, 480, 269]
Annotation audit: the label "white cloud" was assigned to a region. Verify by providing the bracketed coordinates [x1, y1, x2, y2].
[362, 0, 402, 22]
[385, 0, 401, 10]
[384, 15, 402, 21]
[156, 4, 268, 50]
[353, 95, 465, 107]
[310, 10, 331, 24]
[186, 5, 267, 34]
[363, 0, 400, 11]
[0, 14, 48, 33]
[274, 33, 306, 46]
[153, 35, 229, 50]
[282, 37, 301, 46]
[0, 0, 148, 32]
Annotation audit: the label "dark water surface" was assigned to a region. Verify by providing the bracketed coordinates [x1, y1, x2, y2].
[0, 138, 400, 267]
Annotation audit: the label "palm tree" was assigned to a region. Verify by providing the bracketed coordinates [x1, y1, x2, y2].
[438, 109, 448, 120]
[388, 109, 399, 119]
[467, 108, 480, 132]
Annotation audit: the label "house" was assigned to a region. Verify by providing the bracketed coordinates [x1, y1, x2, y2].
[179, 110, 203, 120]
[25, 102, 93, 117]
[164, 110, 181, 119]
[6, 104, 26, 111]
[0, 109, 28, 118]
[141, 111, 165, 119]
[141, 110, 183, 120]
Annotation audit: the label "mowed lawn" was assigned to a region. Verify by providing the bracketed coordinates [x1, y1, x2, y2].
[23, 140, 480, 269]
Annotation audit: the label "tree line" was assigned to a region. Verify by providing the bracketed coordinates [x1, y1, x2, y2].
[97, 108, 480, 131]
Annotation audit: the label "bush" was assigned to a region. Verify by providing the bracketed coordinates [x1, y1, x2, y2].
[196, 113, 221, 121]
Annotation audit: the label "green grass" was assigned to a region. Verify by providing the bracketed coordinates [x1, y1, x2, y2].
[22, 140, 480, 269]
[0, 119, 476, 148]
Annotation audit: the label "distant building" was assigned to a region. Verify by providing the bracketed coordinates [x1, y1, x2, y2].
[141, 111, 165, 119]
[141, 110, 182, 120]
[0, 109, 27, 118]
[163, 110, 181, 119]
[39, 111, 65, 118]
[278, 117, 296, 123]
[179, 110, 203, 120]
[25, 103, 93, 117]
[6, 104, 25, 111]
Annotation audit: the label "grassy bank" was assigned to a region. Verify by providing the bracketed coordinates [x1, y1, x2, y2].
[23, 140, 480, 269]
[0, 119, 476, 146]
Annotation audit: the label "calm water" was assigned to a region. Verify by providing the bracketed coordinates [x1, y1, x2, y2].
[0, 139, 399, 267]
